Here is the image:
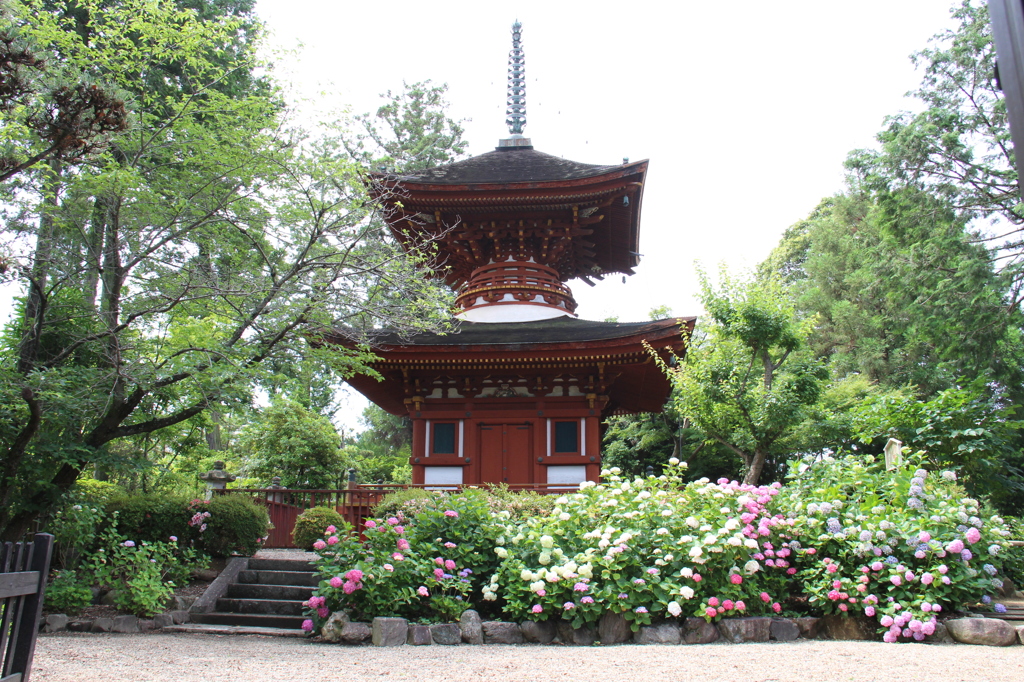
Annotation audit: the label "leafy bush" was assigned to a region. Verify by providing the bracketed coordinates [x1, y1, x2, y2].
[46, 501, 108, 571]
[293, 507, 349, 550]
[192, 495, 271, 557]
[105, 492, 192, 545]
[299, 455, 1013, 642]
[83, 522, 207, 617]
[44, 570, 93, 614]
[482, 485, 556, 521]
[373, 488, 437, 519]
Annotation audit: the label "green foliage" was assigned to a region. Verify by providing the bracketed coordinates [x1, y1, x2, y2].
[105, 493, 192, 545]
[372, 488, 436, 519]
[192, 494, 270, 557]
[45, 499, 107, 571]
[43, 570, 93, 614]
[666, 269, 828, 484]
[292, 506, 348, 551]
[239, 400, 348, 489]
[84, 524, 206, 617]
[851, 383, 1024, 515]
[480, 486, 556, 522]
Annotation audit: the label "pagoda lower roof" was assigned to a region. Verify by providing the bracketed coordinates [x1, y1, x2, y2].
[353, 316, 688, 350]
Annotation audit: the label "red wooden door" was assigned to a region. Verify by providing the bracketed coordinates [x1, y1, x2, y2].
[479, 423, 533, 484]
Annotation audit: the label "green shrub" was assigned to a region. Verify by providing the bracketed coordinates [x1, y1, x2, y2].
[192, 495, 271, 557]
[44, 570, 93, 614]
[105, 492, 192, 544]
[372, 488, 437, 519]
[483, 485, 556, 520]
[293, 506, 349, 550]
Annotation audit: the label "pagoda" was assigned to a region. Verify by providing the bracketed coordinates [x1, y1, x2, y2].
[332, 22, 693, 488]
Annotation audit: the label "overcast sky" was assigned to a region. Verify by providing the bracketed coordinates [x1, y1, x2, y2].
[0, 1, 964, 428]
[256, 0, 958, 322]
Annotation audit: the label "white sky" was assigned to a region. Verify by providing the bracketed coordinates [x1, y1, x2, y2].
[0, 0, 962, 430]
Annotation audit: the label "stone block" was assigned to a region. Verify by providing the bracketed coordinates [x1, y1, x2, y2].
[43, 614, 68, 633]
[820, 614, 875, 641]
[68, 620, 93, 632]
[168, 609, 190, 624]
[634, 621, 681, 645]
[682, 617, 719, 644]
[997, 577, 1017, 598]
[90, 618, 113, 633]
[717, 617, 771, 643]
[407, 624, 432, 646]
[321, 611, 350, 643]
[174, 595, 197, 611]
[138, 619, 154, 632]
[342, 622, 371, 644]
[152, 613, 174, 629]
[483, 621, 524, 644]
[460, 609, 483, 645]
[928, 622, 956, 644]
[100, 590, 118, 606]
[520, 620, 557, 644]
[1016, 624, 1024, 646]
[193, 568, 219, 582]
[770, 618, 801, 641]
[430, 623, 461, 645]
[371, 617, 408, 647]
[792, 617, 822, 639]
[556, 621, 596, 646]
[597, 612, 631, 644]
[945, 618, 1018, 646]
[112, 615, 140, 633]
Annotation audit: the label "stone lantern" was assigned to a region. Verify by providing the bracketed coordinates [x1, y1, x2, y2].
[199, 461, 236, 500]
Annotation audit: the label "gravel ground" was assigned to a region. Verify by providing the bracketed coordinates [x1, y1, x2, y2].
[32, 633, 1024, 682]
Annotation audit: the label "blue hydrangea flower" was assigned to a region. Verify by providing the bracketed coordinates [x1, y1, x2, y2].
[982, 595, 992, 604]
[994, 603, 1007, 614]
[961, 549, 973, 561]
[983, 564, 998, 576]
[885, 556, 899, 565]
[907, 498, 924, 510]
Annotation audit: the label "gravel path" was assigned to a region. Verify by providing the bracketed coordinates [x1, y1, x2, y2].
[32, 633, 1024, 682]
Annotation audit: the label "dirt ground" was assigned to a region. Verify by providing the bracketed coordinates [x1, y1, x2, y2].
[32, 632, 1024, 682]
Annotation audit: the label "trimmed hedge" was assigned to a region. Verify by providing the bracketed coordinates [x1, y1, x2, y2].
[292, 506, 349, 550]
[192, 495, 271, 557]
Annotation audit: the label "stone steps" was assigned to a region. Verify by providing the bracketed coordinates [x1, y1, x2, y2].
[162, 623, 308, 637]
[188, 557, 316, 634]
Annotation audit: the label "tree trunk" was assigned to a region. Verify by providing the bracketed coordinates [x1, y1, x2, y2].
[17, 161, 61, 373]
[743, 448, 767, 486]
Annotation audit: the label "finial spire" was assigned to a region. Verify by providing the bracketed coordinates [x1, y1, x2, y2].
[506, 21, 526, 135]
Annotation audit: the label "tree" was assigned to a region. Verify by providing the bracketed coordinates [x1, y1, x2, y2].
[663, 270, 829, 485]
[846, 1, 1024, 298]
[238, 399, 348, 489]
[0, 0, 462, 539]
[763, 191, 1024, 397]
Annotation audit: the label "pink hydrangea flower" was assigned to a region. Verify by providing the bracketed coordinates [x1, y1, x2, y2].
[301, 619, 314, 632]
[434, 568, 445, 580]
[805, 548, 817, 555]
[880, 615, 894, 627]
[383, 564, 394, 572]
[838, 604, 848, 612]
[735, 601, 746, 611]
[965, 527, 981, 544]
[937, 564, 949, 574]
[536, 589, 546, 597]
[921, 573, 934, 585]
[705, 607, 717, 618]
[434, 557, 444, 566]
[531, 604, 543, 613]
[564, 602, 576, 610]
[364, 519, 377, 529]
[890, 575, 902, 586]
[760, 592, 771, 603]
[387, 517, 399, 525]
[729, 574, 743, 585]
[169, 536, 177, 542]
[692, 574, 702, 582]
[345, 569, 364, 582]
[581, 596, 594, 604]
[772, 603, 781, 613]
[313, 539, 327, 551]
[723, 600, 734, 610]
[325, 525, 336, 534]
[946, 539, 964, 554]
[329, 576, 343, 588]
[397, 539, 410, 550]
[418, 586, 429, 597]
[708, 597, 719, 607]
[871, 561, 884, 571]
[864, 606, 875, 617]
[445, 559, 456, 571]
[327, 536, 339, 545]
[317, 606, 329, 618]
[786, 567, 797, 575]
[444, 542, 457, 549]
[392, 552, 404, 561]
[394, 526, 405, 534]
[444, 510, 459, 518]
[342, 581, 357, 595]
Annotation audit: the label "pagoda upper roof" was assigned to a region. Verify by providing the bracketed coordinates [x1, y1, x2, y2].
[388, 147, 640, 187]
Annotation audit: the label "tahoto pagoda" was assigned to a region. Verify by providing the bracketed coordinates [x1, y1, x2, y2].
[332, 22, 694, 488]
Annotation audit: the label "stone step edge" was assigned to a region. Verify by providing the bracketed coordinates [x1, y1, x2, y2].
[162, 623, 307, 637]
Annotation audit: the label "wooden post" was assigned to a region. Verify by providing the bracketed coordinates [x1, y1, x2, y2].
[7, 533, 53, 682]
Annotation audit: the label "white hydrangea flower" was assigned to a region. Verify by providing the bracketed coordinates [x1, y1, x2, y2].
[744, 560, 761, 574]
[680, 586, 695, 599]
[668, 457, 680, 465]
[495, 547, 508, 559]
[558, 512, 571, 521]
[598, 539, 610, 549]
[685, 517, 699, 528]
[540, 535, 554, 549]
[689, 546, 703, 558]
[656, 528, 669, 536]
[538, 553, 551, 565]
[727, 536, 742, 547]
[520, 569, 534, 581]
[725, 518, 740, 531]
[667, 601, 682, 617]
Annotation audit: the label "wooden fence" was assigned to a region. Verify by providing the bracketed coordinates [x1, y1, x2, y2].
[0, 533, 53, 682]
[220, 484, 570, 549]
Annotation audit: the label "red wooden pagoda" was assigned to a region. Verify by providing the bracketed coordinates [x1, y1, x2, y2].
[333, 23, 693, 488]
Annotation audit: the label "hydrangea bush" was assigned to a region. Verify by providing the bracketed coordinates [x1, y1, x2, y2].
[304, 455, 1012, 642]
